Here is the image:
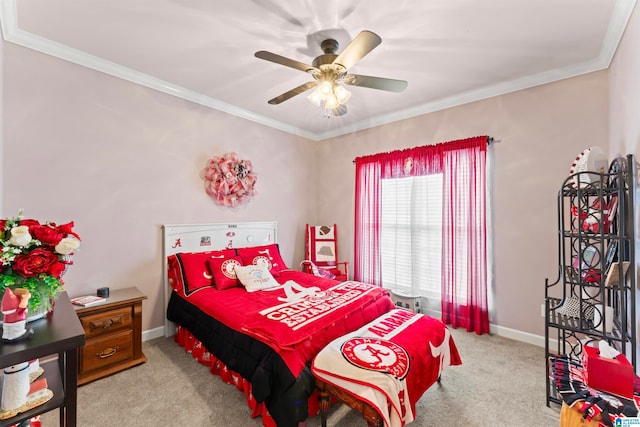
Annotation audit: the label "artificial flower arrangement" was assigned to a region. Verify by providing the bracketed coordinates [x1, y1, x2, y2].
[0, 210, 80, 313]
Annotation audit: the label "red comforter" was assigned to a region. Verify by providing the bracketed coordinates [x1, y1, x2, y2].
[175, 270, 395, 377]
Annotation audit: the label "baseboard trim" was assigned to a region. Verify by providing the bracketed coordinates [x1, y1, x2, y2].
[490, 324, 545, 347]
[142, 326, 165, 342]
[425, 307, 546, 347]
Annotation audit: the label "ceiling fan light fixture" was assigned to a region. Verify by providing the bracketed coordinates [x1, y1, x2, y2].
[318, 81, 333, 98]
[308, 81, 351, 111]
[332, 104, 348, 116]
[334, 84, 351, 105]
[307, 89, 323, 107]
[325, 93, 339, 110]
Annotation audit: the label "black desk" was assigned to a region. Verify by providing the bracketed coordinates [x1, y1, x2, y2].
[0, 291, 85, 427]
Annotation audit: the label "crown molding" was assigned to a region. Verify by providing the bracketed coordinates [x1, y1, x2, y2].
[601, 0, 638, 65]
[316, 57, 612, 140]
[0, 0, 318, 141]
[1, 0, 636, 142]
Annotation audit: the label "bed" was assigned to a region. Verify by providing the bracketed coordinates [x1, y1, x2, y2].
[163, 222, 460, 427]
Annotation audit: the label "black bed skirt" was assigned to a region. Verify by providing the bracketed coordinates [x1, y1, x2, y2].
[166, 291, 315, 427]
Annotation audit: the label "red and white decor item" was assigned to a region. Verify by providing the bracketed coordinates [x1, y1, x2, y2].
[0, 359, 52, 420]
[1, 288, 32, 342]
[569, 147, 608, 188]
[202, 152, 257, 207]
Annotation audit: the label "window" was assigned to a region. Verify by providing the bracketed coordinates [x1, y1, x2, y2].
[380, 174, 443, 299]
[354, 136, 489, 333]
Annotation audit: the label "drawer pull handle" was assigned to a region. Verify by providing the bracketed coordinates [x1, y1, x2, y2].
[89, 315, 124, 332]
[97, 347, 118, 359]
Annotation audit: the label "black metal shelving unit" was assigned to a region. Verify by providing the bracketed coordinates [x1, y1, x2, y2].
[545, 154, 637, 406]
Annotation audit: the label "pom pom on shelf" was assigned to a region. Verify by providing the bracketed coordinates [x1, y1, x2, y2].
[569, 147, 608, 188]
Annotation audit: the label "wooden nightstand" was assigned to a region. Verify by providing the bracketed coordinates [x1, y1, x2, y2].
[73, 287, 147, 385]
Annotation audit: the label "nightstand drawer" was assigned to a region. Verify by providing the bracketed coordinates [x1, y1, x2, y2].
[80, 306, 132, 338]
[81, 329, 133, 374]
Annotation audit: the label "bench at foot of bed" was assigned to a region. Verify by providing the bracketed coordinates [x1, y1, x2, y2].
[316, 377, 383, 427]
[311, 309, 462, 427]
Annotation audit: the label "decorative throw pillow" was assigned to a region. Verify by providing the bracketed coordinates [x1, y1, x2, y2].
[557, 297, 595, 320]
[208, 255, 243, 290]
[235, 264, 280, 292]
[170, 249, 236, 296]
[237, 244, 288, 276]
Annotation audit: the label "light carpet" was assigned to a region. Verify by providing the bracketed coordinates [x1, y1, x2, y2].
[39, 327, 560, 426]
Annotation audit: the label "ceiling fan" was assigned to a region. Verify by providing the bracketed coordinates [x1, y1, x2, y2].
[255, 30, 408, 116]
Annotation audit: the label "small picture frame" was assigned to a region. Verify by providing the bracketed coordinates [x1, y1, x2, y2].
[573, 245, 599, 269]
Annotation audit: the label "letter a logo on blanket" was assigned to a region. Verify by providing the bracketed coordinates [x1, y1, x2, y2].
[276, 281, 321, 302]
[341, 337, 410, 380]
[430, 328, 452, 379]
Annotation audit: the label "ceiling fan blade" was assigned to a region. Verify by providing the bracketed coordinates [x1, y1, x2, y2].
[255, 51, 319, 74]
[343, 74, 408, 92]
[333, 30, 382, 71]
[267, 81, 318, 105]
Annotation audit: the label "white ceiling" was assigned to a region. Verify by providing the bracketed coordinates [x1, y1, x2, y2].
[0, 0, 636, 141]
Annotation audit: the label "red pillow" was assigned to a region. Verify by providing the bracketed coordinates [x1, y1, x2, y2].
[208, 255, 243, 290]
[167, 255, 184, 293]
[170, 249, 236, 296]
[237, 243, 287, 276]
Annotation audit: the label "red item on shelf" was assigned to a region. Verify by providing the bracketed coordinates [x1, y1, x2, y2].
[582, 345, 634, 398]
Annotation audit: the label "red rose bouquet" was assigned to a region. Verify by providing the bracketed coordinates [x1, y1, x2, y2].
[0, 210, 81, 312]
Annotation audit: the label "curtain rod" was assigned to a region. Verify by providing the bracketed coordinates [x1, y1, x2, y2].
[352, 136, 498, 164]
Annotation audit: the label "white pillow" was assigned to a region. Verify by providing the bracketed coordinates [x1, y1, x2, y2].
[234, 264, 280, 292]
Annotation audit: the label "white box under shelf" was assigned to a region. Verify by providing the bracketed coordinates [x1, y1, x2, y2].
[390, 290, 423, 313]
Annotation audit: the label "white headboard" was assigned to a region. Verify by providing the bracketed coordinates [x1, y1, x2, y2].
[162, 221, 277, 336]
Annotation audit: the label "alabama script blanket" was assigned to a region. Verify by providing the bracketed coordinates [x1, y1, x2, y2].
[173, 271, 395, 377]
[311, 309, 462, 427]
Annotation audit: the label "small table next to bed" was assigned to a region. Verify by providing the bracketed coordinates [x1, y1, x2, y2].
[74, 287, 147, 385]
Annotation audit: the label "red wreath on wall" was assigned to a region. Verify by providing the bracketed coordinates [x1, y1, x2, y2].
[201, 152, 257, 207]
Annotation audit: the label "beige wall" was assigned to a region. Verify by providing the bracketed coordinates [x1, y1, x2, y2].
[609, 3, 640, 339]
[2, 41, 318, 333]
[610, 2, 640, 158]
[316, 72, 610, 336]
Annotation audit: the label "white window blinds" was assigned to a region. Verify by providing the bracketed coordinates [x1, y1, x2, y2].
[380, 174, 443, 298]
